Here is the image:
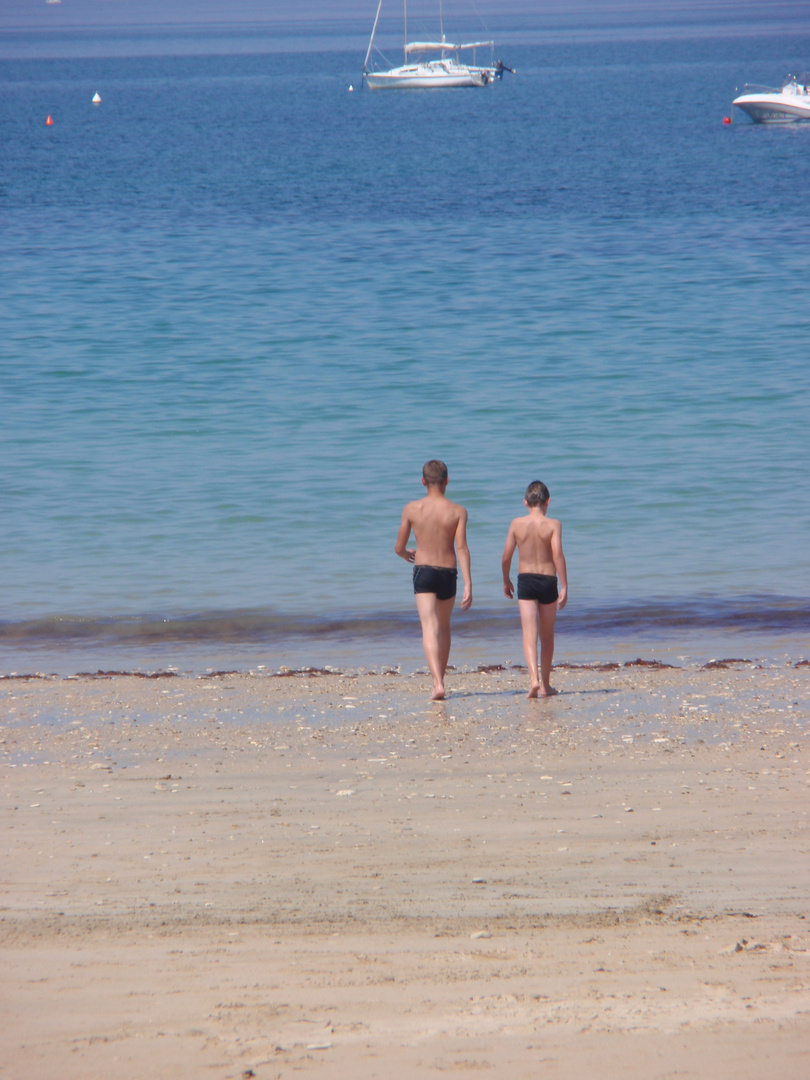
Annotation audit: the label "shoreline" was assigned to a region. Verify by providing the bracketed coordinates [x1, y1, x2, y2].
[3, 663, 809, 1078]
[2, 625, 808, 681]
[3, 595, 807, 681]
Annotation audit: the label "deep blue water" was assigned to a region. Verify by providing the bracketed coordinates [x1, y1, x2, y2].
[1, 18, 809, 670]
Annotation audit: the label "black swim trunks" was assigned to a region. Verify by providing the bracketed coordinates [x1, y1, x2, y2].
[517, 573, 558, 604]
[413, 564, 458, 602]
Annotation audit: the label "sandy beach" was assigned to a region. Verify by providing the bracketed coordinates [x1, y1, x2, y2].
[2, 658, 809, 1079]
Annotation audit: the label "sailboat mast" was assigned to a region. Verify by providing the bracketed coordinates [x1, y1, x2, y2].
[363, 0, 384, 71]
[439, 0, 444, 42]
[403, 0, 408, 59]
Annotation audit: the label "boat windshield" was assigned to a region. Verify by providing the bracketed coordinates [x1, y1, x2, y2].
[782, 73, 810, 92]
[737, 83, 780, 95]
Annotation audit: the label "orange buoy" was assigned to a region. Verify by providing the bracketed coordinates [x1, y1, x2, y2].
[723, 115, 732, 125]
[46, 114, 53, 125]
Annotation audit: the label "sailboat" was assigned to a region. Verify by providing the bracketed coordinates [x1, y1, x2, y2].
[362, 0, 511, 89]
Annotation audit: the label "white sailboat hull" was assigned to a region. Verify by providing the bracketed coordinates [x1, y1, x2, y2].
[365, 59, 493, 89]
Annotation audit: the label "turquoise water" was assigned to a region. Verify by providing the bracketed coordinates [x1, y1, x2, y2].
[1, 18, 809, 670]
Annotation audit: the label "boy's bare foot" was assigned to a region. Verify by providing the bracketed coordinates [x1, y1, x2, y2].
[539, 685, 559, 698]
[527, 683, 541, 699]
[430, 687, 446, 701]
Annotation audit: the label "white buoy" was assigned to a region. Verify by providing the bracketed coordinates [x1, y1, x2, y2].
[92, 92, 101, 104]
[348, 85, 354, 92]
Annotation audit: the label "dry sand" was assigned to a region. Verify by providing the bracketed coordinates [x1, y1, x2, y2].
[2, 658, 809, 1079]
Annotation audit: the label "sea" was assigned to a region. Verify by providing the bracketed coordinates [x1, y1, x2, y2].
[1, 4, 809, 675]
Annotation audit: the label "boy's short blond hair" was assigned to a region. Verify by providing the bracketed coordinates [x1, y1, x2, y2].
[423, 459, 448, 485]
[525, 480, 550, 507]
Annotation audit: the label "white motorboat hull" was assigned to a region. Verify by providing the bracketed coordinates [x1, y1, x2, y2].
[732, 80, 810, 123]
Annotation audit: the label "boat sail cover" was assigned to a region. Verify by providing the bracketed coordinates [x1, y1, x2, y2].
[404, 40, 493, 54]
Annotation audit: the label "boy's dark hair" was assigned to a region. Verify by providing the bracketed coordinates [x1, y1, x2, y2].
[525, 480, 550, 507]
[423, 459, 448, 485]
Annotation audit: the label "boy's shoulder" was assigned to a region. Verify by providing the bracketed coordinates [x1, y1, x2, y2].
[511, 511, 548, 526]
[404, 494, 465, 514]
[514, 512, 560, 531]
[432, 492, 466, 515]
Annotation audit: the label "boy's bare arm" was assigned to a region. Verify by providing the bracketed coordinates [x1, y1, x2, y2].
[455, 510, 473, 610]
[394, 506, 416, 563]
[552, 521, 568, 609]
[501, 523, 517, 598]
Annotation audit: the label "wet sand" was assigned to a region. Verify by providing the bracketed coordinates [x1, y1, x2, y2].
[2, 659, 809, 1079]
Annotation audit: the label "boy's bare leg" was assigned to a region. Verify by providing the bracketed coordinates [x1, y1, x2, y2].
[538, 601, 558, 696]
[415, 593, 455, 700]
[436, 597, 454, 682]
[518, 599, 541, 698]
[519, 600, 558, 698]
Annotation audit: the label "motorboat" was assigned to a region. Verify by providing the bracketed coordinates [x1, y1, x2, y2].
[732, 73, 810, 123]
[362, 0, 512, 89]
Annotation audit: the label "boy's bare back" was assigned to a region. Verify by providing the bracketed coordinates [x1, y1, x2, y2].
[508, 512, 561, 576]
[400, 493, 468, 569]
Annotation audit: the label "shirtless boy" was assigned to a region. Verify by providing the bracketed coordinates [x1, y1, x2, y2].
[502, 480, 568, 698]
[395, 460, 472, 701]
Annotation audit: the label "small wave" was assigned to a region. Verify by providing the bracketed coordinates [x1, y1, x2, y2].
[0, 597, 807, 646]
